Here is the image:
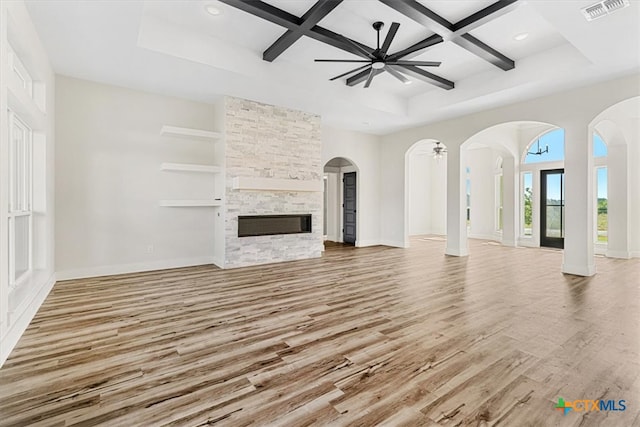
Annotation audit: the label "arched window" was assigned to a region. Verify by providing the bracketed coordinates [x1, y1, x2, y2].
[594, 133, 608, 157]
[524, 129, 565, 164]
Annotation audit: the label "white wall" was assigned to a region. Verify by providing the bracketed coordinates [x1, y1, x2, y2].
[467, 147, 495, 240]
[322, 126, 381, 247]
[1, 0, 55, 366]
[406, 144, 447, 237]
[408, 153, 431, 235]
[55, 76, 220, 279]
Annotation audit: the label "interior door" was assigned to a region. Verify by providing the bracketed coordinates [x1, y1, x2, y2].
[343, 172, 356, 245]
[540, 169, 565, 249]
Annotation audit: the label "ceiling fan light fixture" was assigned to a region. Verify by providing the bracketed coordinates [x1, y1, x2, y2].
[433, 142, 447, 161]
[372, 61, 385, 70]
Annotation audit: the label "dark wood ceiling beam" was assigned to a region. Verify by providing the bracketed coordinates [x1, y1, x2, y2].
[218, 0, 301, 29]
[395, 65, 454, 90]
[220, 0, 374, 59]
[386, 34, 443, 61]
[456, 34, 514, 70]
[378, 0, 517, 71]
[263, 0, 343, 62]
[451, 0, 520, 35]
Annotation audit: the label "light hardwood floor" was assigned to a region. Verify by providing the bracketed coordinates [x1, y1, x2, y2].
[1, 238, 639, 426]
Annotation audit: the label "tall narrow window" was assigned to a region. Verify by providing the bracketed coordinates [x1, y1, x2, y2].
[522, 172, 533, 236]
[596, 167, 608, 243]
[8, 112, 33, 287]
[593, 133, 607, 244]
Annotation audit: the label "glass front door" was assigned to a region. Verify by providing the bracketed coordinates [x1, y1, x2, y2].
[540, 169, 564, 249]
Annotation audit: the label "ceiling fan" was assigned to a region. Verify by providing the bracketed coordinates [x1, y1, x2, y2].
[315, 21, 441, 88]
[433, 141, 447, 160]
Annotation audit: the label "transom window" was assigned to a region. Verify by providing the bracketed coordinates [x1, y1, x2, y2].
[524, 128, 565, 164]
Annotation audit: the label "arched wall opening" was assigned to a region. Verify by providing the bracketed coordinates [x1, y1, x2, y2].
[590, 96, 640, 259]
[323, 157, 360, 246]
[459, 121, 559, 251]
[404, 140, 447, 247]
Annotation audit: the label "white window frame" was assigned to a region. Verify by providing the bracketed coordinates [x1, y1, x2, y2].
[8, 111, 33, 288]
[9, 45, 34, 98]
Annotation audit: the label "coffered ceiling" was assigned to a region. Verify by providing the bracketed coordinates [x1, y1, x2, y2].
[24, 0, 640, 134]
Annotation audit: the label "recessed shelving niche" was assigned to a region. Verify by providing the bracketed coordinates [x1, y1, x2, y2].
[159, 125, 223, 209]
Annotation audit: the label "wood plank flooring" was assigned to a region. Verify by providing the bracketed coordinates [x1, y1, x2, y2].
[0, 238, 639, 426]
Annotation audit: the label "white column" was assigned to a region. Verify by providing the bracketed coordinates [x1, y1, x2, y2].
[627, 126, 640, 257]
[562, 124, 596, 276]
[502, 156, 517, 247]
[606, 143, 629, 258]
[445, 143, 468, 256]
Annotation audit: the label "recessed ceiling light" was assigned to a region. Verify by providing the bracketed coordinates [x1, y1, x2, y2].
[514, 32, 529, 41]
[205, 4, 222, 16]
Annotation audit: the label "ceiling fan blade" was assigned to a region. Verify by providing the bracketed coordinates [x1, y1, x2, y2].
[364, 68, 376, 88]
[386, 60, 441, 67]
[330, 64, 372, 81]
[340, 35, 375, 59]
[315, 59, 372, 63]
[384, 65, 410, 85]
[380, 22, 400, 57]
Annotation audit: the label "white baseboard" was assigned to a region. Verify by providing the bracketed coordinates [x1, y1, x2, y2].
[1, 273, 56, 368]
[631, 251, 640, 258]
[468, 233, 499, 241]
[212, 255, 225, 269]
[561, 263, 596, 277]
[605, 250, 631, 259]
[445, 246, 469, 257]
[378, 239, 406, 248]
[502, 239, 517, 247]
[356, 239, 381, 247]
[56, 256, 216, 281]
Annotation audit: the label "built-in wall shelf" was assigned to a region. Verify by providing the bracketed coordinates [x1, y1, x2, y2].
[160, 163, 221, 173]
[159, 199, 222, 207]
[160, 125, 222, 141]
[232, 177, 323, 192]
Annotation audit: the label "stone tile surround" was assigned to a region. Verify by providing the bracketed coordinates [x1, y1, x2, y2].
[224, 97, 323, 268]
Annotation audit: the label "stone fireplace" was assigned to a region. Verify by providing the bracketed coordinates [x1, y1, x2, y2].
[223, 97, 323, 268]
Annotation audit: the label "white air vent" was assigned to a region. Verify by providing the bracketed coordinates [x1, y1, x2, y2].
[582, 0, 629, 21]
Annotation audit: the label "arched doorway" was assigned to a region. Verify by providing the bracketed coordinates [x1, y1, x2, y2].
[324, 157, 359, 246]
[404, 140, 447, 247]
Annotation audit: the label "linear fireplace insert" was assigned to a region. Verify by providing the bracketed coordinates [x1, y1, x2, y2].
[238, 214, 312, 237]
